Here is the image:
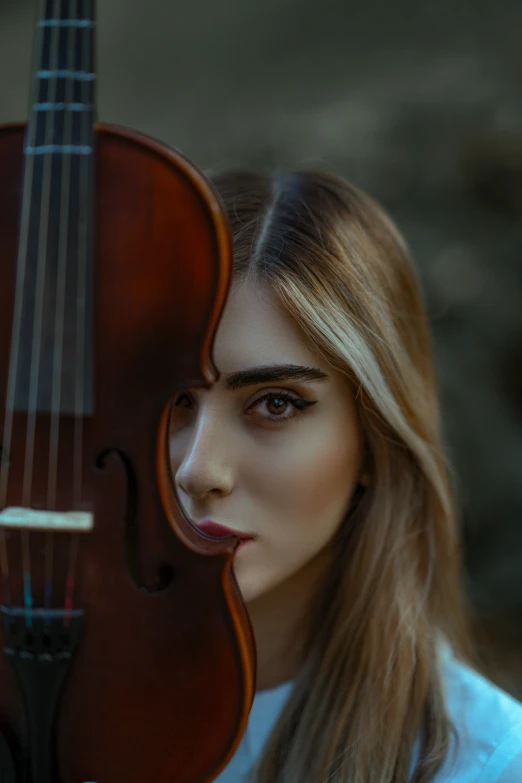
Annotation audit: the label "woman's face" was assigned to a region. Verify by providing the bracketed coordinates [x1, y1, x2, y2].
[169, 280, 366, 604]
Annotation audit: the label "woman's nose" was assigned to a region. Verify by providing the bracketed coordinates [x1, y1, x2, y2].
[173, 411, 235, 501]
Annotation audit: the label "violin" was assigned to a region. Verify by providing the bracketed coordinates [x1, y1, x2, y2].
[0, 1, 256, 781]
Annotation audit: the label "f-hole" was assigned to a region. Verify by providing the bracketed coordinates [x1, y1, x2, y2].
[96, 449, 175, 593]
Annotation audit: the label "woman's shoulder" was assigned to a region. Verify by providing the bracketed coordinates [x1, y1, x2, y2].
[424, 643, 522, 782]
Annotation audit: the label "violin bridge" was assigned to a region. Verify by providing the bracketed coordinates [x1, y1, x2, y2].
[0, 507, 93, 532]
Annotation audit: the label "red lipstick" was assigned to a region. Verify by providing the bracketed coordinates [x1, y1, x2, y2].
[195, 520, 253, 541]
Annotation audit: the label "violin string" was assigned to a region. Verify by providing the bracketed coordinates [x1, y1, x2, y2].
[47, 0, 78, 618]
[64, 528, 79, 628]
[65, 0, 80, 626]
[0, 0, 49, 606]
[22, 0, 62, 628]
[69, 0, 93, 622]
[74, 0, 89, 503]
[0, 0, 48, 610]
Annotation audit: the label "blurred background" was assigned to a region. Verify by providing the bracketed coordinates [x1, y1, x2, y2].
[1, 0, 521, 697]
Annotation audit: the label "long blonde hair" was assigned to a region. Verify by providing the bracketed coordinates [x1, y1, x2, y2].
[210, 169, 480, 783]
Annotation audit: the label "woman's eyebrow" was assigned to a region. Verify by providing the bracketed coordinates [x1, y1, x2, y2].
[224, 364, 329, 391]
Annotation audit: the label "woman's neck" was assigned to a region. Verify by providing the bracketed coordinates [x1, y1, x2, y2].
[246, 548, 328, 692]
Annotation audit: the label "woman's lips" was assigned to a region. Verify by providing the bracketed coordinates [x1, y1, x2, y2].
[195, 520, 254, 541]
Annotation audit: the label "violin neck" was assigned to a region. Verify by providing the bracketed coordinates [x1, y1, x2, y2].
[12, 0, 96, 416]
[28, 0, 96, 154]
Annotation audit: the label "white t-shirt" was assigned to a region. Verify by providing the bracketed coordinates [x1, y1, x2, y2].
[214, 643, 522, 782]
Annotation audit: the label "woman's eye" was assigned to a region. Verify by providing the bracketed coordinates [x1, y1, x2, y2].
[172, 390, 317, 425]
[247, 391, 316, 424]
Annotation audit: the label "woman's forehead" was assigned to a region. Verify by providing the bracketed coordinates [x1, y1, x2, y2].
[213, 281, 323, 374]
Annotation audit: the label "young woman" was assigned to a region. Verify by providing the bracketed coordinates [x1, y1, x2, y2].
[168, 170, 522, 782]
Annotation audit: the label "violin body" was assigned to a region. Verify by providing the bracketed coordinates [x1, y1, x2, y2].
[0, 118, 255, 780]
